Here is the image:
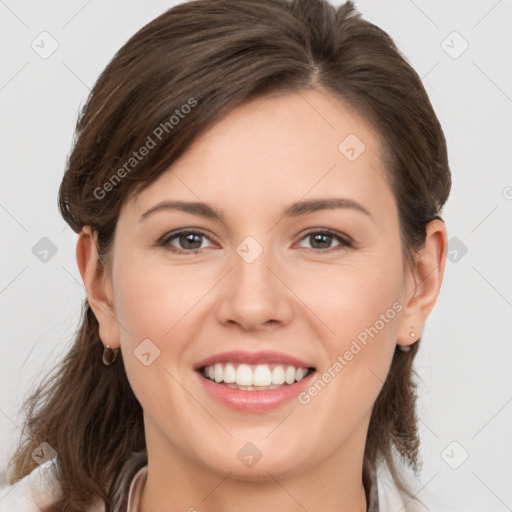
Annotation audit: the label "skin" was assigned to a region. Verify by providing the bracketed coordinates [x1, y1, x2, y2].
[77, 89, 447, 512]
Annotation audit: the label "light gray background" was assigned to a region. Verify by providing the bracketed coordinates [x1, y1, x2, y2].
[1, 1, 511, 510]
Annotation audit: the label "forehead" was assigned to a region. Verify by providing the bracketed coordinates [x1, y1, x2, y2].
[128, 89, 395, 221]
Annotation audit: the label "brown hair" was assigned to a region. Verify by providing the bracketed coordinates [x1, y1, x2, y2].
[6, 0, 450, 510]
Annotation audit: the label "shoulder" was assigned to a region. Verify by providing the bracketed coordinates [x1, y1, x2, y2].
[377, 472, 410, 511]
[0, 458, 103, 512]
[0, 459, 66, 512]
[0, 450, 148, 512]
[376, 468, 438, 512]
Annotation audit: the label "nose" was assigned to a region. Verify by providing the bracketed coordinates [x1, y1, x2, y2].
[216, 241, 294, 332]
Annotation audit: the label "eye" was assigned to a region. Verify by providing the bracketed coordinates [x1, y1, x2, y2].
[296, 229, 353, 252]
[159, 229, 216, 253]
[158, 228, 353, 254]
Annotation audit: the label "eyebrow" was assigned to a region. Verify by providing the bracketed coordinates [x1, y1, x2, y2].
[140, 197, 372, 222]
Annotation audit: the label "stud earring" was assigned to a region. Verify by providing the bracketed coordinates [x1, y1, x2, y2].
[397, 328, 416, 352]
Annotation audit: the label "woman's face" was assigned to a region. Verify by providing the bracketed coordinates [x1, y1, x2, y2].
[107, 90, 417, 478]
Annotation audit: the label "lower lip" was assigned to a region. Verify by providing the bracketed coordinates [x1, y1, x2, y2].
[196, 371, 315, 412]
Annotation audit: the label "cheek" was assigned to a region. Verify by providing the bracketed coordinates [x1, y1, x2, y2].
[111, 256, 199, 424]
[110, 252, 219, 400]
[303, 249, 404, 405]
[307, 250, 404, 347]
[112, 252, 213, 342]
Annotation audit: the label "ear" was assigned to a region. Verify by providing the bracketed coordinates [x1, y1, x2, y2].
[397, 218, 448, 349]
[76, 226, 120, 349]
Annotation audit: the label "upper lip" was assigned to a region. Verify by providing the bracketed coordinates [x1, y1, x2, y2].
[194, 350, 315, 370]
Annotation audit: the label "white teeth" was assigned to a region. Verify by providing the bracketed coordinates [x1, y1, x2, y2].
[253, 365, 272, 386]
[271, 365, 285, 385]
[236, 364, 253, 386]
[202, 362, 311, 387]
[285, 366, 296, 384]
[214, 363, 223, 383]
[223, 363, 236, 383]
[296, 368, 308, 381]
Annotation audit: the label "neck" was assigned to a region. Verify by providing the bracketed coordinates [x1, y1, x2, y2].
[139, 425, 369, 512]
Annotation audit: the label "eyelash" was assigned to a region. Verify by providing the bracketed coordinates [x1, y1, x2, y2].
[158, 228, 354, 255]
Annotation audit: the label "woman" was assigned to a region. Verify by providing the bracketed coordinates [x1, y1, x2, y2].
[1, 0, 450, 510]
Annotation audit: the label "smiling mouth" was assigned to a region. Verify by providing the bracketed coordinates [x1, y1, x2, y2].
[199, 363, 316, 391]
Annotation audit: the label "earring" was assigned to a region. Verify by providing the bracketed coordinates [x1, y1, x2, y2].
[397, 329, 416, 352]
[102, 345, 120, 365]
